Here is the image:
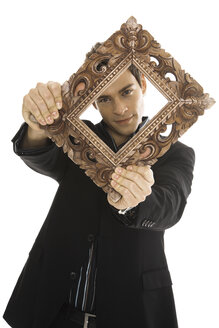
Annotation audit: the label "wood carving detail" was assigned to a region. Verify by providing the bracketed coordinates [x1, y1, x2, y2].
[41, 16, 215, 201]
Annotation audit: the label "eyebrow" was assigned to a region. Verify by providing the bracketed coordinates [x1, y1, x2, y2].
[97, 83, 135, 100]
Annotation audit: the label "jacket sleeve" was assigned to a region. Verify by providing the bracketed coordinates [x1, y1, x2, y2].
[111, 142, 195, 231]
[11, 122, 69, 183]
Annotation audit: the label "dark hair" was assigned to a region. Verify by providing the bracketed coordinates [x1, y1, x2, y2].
[128, 64, 142, 88]
[86, 42, 142, 88]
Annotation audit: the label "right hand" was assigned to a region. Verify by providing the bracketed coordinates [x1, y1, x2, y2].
[22, 81, 62, 132]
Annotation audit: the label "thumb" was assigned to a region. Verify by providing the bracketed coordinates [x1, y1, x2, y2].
[107, 190, 122, 204]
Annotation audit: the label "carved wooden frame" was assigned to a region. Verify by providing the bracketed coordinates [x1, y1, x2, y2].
[41, 16, 215, 199]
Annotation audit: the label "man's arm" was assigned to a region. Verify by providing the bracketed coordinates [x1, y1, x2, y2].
[21, 124, 50, 149]
[108, 142, 195, 230]
[11, 81, 69, 183]
[12, 122, 69, 183]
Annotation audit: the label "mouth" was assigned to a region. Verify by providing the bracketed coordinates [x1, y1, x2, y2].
[114, 115, 134, 125]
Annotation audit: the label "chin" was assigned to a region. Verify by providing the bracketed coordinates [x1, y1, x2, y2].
[120, 127, 137, 139]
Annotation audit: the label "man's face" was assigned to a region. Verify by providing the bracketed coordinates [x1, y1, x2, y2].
[94, 69, 146, 145]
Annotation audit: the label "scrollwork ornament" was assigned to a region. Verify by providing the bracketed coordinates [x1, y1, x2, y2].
[38, 16, 215, 202]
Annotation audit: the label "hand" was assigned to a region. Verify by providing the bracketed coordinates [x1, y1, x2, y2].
[107, 165, 154, 210]
[22, 81, 62, 132]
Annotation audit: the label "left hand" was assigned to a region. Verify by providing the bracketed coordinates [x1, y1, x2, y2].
[108, 165, 154, 210]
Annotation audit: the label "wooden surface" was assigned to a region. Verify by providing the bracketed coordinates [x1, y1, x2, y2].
[40, 16, 215, 199]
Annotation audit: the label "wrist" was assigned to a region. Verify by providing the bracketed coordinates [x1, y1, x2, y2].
[28, 126, 47, 139]
[22, 126, 49, 148]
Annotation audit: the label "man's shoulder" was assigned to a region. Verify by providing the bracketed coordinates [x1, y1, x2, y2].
[155, 140, 195, 168]
[169, 140, 194, 155]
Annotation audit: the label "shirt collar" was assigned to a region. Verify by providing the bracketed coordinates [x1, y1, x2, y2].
[98, 116, 149, 152]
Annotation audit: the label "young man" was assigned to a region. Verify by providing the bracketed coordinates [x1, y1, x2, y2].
[3, 62, 195, 328]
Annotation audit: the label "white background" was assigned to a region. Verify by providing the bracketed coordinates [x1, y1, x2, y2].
[0, 1, 218, 327]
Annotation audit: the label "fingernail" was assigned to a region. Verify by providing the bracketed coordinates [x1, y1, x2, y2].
[52, 111, 59, 118]
[127, 166, 133, 170]
[47, 116, 53, 123]
[56, 102, 62, 109]
[40, 119, 46, 125]
[112, 173, 119, 180]
[115, 167, 122, 174]
[111, 180, 117, 187]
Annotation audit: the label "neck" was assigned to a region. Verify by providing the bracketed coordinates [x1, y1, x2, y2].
[107, 129, 128, 146]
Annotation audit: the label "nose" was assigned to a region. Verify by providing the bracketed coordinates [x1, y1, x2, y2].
[113, 99, 128, 115]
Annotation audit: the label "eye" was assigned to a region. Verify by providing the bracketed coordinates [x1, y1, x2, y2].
[122, 89, 133, 96]
[98, 97, 110, 103]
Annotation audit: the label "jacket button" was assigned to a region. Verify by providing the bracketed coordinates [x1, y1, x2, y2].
[70, 272, 77, 280]
[88, 234, 95, 242]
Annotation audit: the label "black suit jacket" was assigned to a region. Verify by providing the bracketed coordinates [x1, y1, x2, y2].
[3, 122, 195, 328]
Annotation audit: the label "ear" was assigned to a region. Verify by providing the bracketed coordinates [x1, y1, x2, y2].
[141, 74, 147, 95]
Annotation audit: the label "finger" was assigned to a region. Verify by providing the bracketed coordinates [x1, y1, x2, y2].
[111, 180, 137, 205]
[29, 88, 54, 125]
[23, 95, 47, 127]
[114, 168, 145, 191]
[107, 192, 128, 210]
[37, 83, 59, 119]
[111, 173, 146, 202]
[47, 81, 62, 109]
[23, 105, 41, 131]
[113, 166, 151, 191]
[126, 165, 154, 184]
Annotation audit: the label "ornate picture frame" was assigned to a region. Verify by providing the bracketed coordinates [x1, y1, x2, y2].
[40, 16, 215, 200]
